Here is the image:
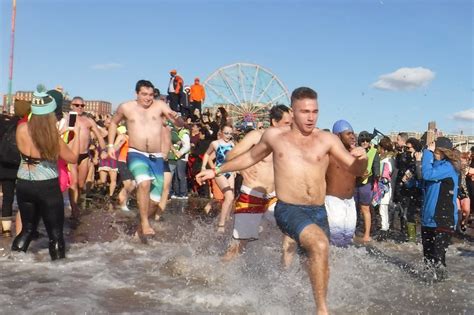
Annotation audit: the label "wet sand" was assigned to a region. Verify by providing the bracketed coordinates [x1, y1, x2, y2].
[1, 193, 473, 314]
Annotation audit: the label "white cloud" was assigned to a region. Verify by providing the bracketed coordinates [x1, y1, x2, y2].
[90, 62, 123, 70]
[452, 108, 474, 122]
[372, 67, 435, 91]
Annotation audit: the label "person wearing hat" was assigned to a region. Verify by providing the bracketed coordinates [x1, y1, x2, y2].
[420, 137, 460, 279]
[190, 77, 206, 115]
[167, 69, 183, 112]
[11, 87, 81, 260]
[323, 119, 359, 247]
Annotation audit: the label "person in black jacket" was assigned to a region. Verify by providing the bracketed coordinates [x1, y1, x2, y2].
[0, 99, 30, 237]
[0, 114, 20, 237]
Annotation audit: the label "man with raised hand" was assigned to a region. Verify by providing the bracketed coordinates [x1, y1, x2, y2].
[108, 80, 183, 238]
[197, 87, 367, 314]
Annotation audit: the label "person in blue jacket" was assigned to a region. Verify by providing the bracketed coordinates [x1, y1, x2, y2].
[421, 136, 459, 276]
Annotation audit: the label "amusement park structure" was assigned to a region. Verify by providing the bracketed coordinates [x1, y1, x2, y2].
[203, 62, 290, 128]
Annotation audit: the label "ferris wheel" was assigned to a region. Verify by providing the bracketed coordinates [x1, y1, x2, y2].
[203, 63, 290, 125]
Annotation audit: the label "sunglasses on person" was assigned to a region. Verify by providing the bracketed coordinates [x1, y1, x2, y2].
[223, 132, 233, 135]
[72, 103, 85, 108]
[359, 139, 370, 144]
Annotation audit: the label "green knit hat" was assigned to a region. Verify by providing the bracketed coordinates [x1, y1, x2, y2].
[31, 85, 57, 115]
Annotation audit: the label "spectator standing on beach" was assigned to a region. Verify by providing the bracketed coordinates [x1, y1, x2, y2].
[0, 101, 27, 237]
[11, 88, 80, 260]
[167, 69, 183, 112]
[170, 124, 191, 199]
[354, 130, 379, 243]
[190, 77, 206, 115]
[420, 137, 459, 279]
[180, 86, 192, 118]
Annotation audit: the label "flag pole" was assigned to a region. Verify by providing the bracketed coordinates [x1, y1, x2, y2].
[7, 0, 17, 114]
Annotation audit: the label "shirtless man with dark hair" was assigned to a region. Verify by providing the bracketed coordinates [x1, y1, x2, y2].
[197, 87, 367, 314]
[108, 80, 183, 236]
[222, 104, 292, 262]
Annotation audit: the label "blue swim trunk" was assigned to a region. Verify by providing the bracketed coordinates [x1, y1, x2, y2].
[274, 200, 330, 244]
[127, 148, 164, 202]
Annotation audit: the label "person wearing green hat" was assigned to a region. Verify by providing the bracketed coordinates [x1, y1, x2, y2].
[11, 87, 81, 260]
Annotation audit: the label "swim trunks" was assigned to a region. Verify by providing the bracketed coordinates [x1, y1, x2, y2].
[233, 185, 277, 240]
[127, 148, 164, 202]
[324, 195, 356, 247]
[274, 200, 329, 244]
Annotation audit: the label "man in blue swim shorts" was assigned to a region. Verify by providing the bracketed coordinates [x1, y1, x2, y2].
[197, 87, 368, 314]
[108, 80, 184, 237]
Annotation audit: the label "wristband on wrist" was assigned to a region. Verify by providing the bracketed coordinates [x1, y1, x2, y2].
[214, 165, 221, 176]
[107, 144, 114, 149]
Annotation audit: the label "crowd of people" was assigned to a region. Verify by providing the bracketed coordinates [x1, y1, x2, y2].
[0, 79, 473, 313]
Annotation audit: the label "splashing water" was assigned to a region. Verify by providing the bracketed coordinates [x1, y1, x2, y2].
[0, 199, 472, 314]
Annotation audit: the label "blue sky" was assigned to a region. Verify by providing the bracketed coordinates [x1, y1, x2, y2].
[1, 0, 472, 134]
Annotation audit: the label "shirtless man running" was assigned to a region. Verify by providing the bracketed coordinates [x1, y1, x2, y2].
[197, 87, 367, 314]
[108, 80, 183, 236]
[222, 105, 292, 262]
[325, 119, 359, 247]
[63, 97, 106, 220]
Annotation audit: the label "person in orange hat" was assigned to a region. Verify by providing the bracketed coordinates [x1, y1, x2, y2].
[190, 77, 206, 115]
[167, 69, 183, 112]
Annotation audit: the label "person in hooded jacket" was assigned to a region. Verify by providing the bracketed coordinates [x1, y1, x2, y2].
[420, 136, 459, 279]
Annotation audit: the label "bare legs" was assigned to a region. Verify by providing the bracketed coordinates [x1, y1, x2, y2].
[118, 179, 135, 211]
[156, 171, 172, 220]
[282, 235, 297, 269]
[222, 239, 248, 262]
[299, 224, 330, 315]
[136, 180, 161, 235]
[360, 204, 372, 242]
[215, 174, 234, 233]
[99, 169, 118, 197]
[68, 159, 89, 220]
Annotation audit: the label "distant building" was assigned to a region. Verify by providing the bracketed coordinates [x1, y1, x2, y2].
[84, 100, 112, 116]
[1, 90, 112, 116]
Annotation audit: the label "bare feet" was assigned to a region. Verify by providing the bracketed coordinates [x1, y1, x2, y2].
[204, 202, 212, 214]
[217, 224, 225, 234]
[362, 236, 372, 243]
[221, 243, 241, 262]
[141, 225, 156, 236]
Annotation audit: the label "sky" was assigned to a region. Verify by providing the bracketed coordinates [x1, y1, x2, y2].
[0, 0, 472, 135]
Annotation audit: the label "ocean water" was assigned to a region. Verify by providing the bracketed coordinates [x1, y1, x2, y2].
[0, 198, 472, 314]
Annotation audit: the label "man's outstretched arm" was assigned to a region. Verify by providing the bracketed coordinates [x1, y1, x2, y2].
[196, 131, 272, 184]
